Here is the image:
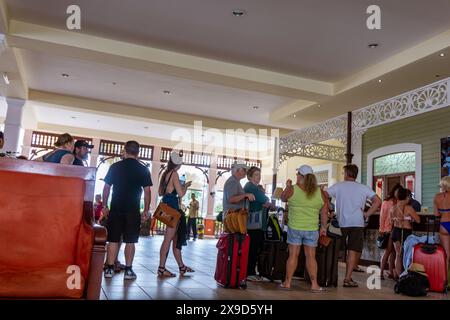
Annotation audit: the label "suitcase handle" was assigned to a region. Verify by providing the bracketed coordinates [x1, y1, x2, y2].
[421, 243, 437, 254]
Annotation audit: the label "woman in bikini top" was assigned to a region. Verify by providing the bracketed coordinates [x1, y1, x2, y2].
[434, 177, 450, 231]
[434, 176, 450, 268]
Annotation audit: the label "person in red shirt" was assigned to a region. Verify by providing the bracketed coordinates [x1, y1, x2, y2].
[94, 194, 103, 223]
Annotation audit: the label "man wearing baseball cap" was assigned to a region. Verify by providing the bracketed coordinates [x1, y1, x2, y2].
[73, 140, 94, 166]
[223, 161, 255, 216]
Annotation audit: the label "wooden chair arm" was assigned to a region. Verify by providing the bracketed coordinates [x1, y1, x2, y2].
[93, 224, 107, 245]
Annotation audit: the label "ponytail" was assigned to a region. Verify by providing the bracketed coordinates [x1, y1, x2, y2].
[303, 173, 318, 198]
[159, 159, 178, 196]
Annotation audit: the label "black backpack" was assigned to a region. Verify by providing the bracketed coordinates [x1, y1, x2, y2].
[265, 215, 282, 241]
[394, 271, 429, 297]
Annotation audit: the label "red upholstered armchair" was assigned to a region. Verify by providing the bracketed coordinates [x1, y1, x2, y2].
[0, 158, 106, 299]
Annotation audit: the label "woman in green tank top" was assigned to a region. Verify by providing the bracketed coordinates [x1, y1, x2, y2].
[279, 165, 328, 292]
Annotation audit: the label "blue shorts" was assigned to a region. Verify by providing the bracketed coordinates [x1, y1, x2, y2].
[287, 227, 319, 247]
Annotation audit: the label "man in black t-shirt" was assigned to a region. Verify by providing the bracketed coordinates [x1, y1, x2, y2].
[102, 141, 152, 280]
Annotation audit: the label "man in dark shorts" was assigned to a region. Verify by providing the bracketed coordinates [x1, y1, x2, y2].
[102, 141, 152, 280]
[326, 165, 381, 288]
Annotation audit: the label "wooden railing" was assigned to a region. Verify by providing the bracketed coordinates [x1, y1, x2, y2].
[216, 155, 262, 170]
[31, 131, 92, 149]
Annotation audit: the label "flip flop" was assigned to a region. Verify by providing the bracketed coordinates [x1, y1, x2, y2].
[278, 283, 292, 291]
[343, 279, 358, 287]
[310, 287, 326, 293]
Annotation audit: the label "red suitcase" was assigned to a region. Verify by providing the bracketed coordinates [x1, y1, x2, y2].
[214, 233, 250, 289]
[412, 217, 448, 293]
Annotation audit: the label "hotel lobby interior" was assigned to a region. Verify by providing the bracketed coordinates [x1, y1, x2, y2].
[1, 0, 450, 303]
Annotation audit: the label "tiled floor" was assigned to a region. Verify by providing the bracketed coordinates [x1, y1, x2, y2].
[100, 236, 449, 300]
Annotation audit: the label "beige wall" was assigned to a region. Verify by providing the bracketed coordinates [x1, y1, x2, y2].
[269, 156, 345, 190]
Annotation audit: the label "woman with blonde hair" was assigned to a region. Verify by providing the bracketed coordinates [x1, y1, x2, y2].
[434, 176, 450, 273]
[38, 133, 75, 165]
[280, 165, 328, 292]
[157, 151, 194, 277]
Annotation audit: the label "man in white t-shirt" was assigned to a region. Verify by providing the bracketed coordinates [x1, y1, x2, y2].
[326, 164, 381, 288]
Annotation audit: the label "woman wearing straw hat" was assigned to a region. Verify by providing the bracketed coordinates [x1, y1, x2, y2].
[157, 151, 194, 277]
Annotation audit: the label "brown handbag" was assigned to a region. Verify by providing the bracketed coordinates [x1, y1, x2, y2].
[153, 202, 181, 229]
[319, 235, 332, 247]
[225, 207, 248, 235]
[235, 208, 248, 235]
[224, 213, 235, 233]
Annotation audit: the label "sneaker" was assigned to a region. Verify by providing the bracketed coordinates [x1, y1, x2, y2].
[255, 275, 265, 282]
[124, 268, 137, 280]
[247, 275, 259, 282]
[104, 267, 114, 279]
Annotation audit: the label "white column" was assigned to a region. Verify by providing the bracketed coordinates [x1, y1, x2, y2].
[89, 138, 101, 167]
[21, 129, 33, 159]
[150, 146, 162, 211]
[3, 98, 26, 154]
[352, 132, 363, 183]
[206, 160, 218, 219]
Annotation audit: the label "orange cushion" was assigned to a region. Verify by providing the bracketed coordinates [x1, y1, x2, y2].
[0, 265, 85, 298]
[0, 171, 85, 269]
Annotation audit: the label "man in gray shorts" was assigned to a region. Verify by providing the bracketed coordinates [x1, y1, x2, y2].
[326, 164, 381, 288]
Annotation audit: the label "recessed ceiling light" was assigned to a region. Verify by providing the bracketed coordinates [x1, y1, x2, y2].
[439, 53, 445, 57]
[378, 79, 382, 83]
[71, 116, 77, 119]
[61, 73, 70, 78]
[112, 82, 117, 86]
[232, 9, 246, 17]
[317, 104, 321, 108]
[163, 90, 171, 95]
[293, 114, 297, 118]
[368, 43, 379, 49]
[252, 106, 259, 110]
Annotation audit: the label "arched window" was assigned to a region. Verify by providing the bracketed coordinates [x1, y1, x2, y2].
[367, 143, 421, 202]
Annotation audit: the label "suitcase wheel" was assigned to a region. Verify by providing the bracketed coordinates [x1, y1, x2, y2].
[240, 284, 247, 290]
[394, 284, 400, 294]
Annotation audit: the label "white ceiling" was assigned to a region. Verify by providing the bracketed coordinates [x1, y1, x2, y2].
[7, 0, 450, 81]
[1, 0, 449, 135]
[20, 49, 294, 127]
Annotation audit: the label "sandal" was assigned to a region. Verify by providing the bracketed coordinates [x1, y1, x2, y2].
[310, 287, 326, 293]
[157, 266, 176, 277]
[343, 279, 358, 287]
[179, 265, 195, 276]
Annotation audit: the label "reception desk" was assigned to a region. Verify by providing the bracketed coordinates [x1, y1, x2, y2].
[359, 212, 441, 266]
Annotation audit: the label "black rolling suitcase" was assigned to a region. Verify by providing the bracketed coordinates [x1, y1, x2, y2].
[258, 212, 305, 281]
[304, 236, 341, 287]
